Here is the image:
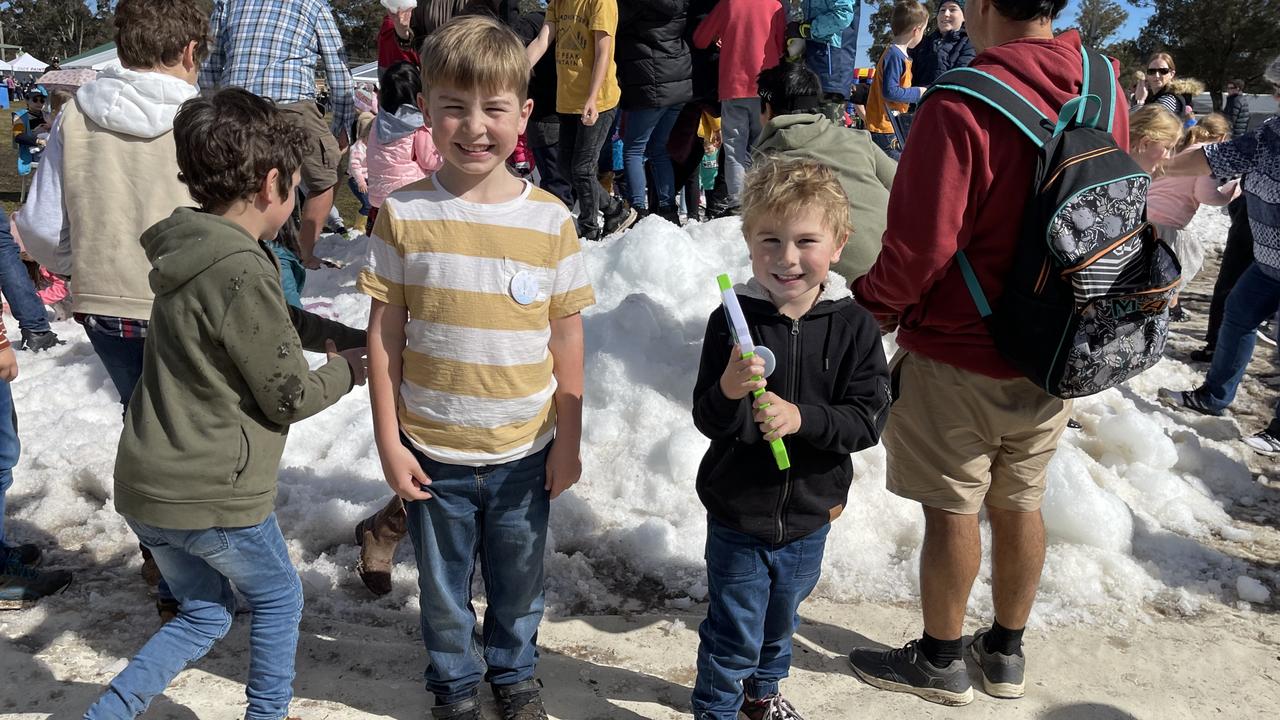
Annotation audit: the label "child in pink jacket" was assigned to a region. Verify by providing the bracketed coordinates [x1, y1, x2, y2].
[1148, 114, 1239, 320]
[366, 61, 442, 230]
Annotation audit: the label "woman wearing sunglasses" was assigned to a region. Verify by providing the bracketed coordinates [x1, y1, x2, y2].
[1136, 52, 1183, 116]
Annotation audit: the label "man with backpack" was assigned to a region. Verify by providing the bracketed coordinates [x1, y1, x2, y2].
[848, 0, 1132, 706]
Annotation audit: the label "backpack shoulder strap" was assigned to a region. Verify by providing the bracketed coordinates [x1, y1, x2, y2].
[923, 67, 1053, 148]
[1080, 46, 1117, 134]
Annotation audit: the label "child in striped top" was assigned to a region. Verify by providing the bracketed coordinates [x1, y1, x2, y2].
[356, 15, 593, 720]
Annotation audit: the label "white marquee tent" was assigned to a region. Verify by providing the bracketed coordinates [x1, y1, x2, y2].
[10, 53, 48, 77]
[63, 43, 119, 71]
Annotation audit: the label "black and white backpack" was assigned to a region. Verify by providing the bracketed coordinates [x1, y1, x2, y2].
[923, 46, 1181, 399]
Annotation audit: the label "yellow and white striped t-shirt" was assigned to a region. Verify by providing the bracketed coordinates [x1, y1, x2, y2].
[357, 177, 595, 466]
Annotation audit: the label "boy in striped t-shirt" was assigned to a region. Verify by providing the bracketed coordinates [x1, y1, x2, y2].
[357, 15, 592, 720]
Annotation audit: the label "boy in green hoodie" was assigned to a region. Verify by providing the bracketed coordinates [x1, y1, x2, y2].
[85, 87, 368, 720]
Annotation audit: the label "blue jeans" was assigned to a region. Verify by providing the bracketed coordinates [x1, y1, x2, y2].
[85, 514, 304, 720]
[0, 209, 50, 334]
[870, 132, 901, 161]
[1201, 263, 1280, 427]
[623, 104, 683, 210]
[403, 439, 551, 706]
[347, 176, 371, 216]
[0, 380, 18, 549]
[721, 98, 762, 201]
[692, 519, 829, 719]
[84, 327, 146, 410]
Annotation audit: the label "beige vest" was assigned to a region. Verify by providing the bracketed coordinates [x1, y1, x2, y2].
[60, 101, 194, 320]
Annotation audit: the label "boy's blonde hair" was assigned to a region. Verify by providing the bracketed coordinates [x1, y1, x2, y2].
[1178, 112, 1230, 152]
[419, 14, 530, 100]
[1128, 105, 1182, 149]
[741, 156, 853, 243]
[891, 1, 929, 36]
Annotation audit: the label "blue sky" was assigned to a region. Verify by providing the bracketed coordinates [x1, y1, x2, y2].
[853, 1, 1155, 67]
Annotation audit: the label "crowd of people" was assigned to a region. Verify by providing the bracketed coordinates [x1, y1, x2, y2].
[0, 0, 1275, 719]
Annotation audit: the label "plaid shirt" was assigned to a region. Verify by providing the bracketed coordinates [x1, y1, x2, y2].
[76, 314, 149, 340]
[200, 0, 354, 136]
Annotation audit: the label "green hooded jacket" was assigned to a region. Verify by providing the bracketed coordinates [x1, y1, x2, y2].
[115, 208, 364, 530]
[754, 113, 895, 282]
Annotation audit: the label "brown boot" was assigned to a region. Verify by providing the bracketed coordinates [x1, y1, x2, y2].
[139, 544, 162, 588]
[354, 496, 407, 596]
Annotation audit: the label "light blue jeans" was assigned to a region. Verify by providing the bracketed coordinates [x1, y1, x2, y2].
[85, 513, 304, 720]
[623, 104, 683, 210]
[721, 97, 762, 202]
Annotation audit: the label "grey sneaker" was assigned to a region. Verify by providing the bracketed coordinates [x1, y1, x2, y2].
[1157, 387, 1224, 417]
[848, 640, 973, 706]
[1243, 430, 1280, 457]
[970, 629, 1026, 699]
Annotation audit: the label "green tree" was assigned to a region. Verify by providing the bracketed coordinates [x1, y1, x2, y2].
[0, 0, 114, 64]
[1129, 0, 1280, 109]
[329, 0, 384, 64]
[1071, 0, 1127, 48]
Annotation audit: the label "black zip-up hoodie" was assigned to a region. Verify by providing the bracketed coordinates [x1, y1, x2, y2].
[692, 274, 891, 544]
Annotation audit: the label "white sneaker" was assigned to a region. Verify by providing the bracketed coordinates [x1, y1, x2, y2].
[1243, 430, 1280, 456]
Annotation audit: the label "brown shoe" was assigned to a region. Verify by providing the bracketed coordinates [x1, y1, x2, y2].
[140, 545, 162, 588]
[354, 496, 407, 596]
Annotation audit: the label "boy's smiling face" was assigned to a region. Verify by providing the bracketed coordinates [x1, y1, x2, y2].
[746, 208, 846, 318]
[422, 82, 532, 178]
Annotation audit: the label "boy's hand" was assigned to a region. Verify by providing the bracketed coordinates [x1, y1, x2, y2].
[719, 345, 766, 400]
[582, 100, 599, 127]
[753, 391, 801, 441]
[326, 339, 368, 386]
[0, 346, 18, 382]
[545, 440, 581, 500]
[380, 442, 433, 501]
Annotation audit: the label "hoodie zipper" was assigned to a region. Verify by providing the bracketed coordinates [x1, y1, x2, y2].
[775, 317, 801, 544]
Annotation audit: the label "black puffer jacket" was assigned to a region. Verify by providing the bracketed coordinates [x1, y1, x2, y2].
[617, 0, 693, 110]
[692, 276, 891, 544]
[1224, 93, 1252, 138]
[909, 28, 976, 88]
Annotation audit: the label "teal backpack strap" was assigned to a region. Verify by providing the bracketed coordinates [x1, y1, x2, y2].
[923, 67, 1053, 147]
[1081, 46, 1117, 133]
[954, 251, 992, 318]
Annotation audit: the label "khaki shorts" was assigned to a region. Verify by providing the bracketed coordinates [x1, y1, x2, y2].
[884, 352, 1071, 514]
[278, 100, 339, 193]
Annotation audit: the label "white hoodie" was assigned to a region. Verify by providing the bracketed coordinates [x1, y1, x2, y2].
[16, 65, 198, 276]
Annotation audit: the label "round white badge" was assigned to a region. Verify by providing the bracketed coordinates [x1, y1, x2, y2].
[509, 270, 540, 305]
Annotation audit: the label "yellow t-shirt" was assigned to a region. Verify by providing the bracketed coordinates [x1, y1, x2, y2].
[549, 0, 622, 115]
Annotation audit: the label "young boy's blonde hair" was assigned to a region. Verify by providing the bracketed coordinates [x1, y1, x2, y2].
[1128, 105, 1182, 149]
[741, 156, 853, 243]
[419, 14, 530, 100]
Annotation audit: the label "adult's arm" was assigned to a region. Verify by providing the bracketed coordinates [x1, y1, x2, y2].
[14, 115, 70, 275]
[317, 3, 354, 138]
[198, 0, 226, 91]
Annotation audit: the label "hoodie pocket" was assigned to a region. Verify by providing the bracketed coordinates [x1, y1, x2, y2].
[233, 426, 250, 484]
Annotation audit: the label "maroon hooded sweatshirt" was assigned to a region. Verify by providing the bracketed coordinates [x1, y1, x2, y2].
[854, 30, 1130, 379]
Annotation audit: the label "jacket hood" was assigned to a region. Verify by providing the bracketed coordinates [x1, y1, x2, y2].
[142, 208, 265, 296]
[75, 65, 198, 138]
[757, 113, 834, 153]
[736, 271, 851, 315]
[376, 104, 425, 143]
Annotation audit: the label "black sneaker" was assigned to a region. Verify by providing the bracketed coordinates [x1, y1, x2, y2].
[19, 329, 62, 352]
[1189, 346, 1215, 363]
[1157, 387, 1224, 417]
[970, 628, 1026, 699]
[1243, 430, 1280, 457]
[1257, 321, 1278, 347]
[655, 205, 682, 227]
[0, 543, 41, 567]
[431, 695, 482, 720]
[0, 554, 72, 610]
[848, 640, 973, 706]
[1067, 418, 1083, 430]
[602, 201, 638, 236]
[492, 679, 547, 720]
[740, 692, 806, 719]
[1169, 305, 1189, 322]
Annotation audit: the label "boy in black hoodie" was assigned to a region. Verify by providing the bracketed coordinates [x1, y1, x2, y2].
[690, 156, 890, 720]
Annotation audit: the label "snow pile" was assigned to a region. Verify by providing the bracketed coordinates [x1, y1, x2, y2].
[2, 207, 1268, 627]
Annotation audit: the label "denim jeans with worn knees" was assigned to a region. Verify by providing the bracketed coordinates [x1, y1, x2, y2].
[85, 514, 304, 720]
[720, 98, 762, 201]
[1202, 263, 1280, 425]
[692, 519, 829, 719]
[403, 438, 552, 706]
